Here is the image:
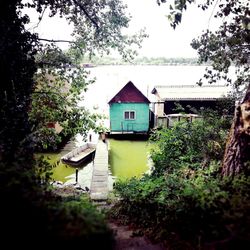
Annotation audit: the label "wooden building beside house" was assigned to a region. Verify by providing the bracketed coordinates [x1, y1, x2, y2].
[151, 85, 232, 127]
[108, 81, 150, 134]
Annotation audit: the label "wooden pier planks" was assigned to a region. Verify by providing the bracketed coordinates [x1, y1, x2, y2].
[90, 140, 109, 201]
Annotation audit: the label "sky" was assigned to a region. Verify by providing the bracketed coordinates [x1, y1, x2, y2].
[26, 0, 219, 58]
[123, 0, 218, 58]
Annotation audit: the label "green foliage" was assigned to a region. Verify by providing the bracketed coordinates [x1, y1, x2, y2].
[27, 0, 148, 150]
[44, 195, 114, 248]
[173, 102, 186, 113]
[81, 55, 201, 65]
[157, 0, 196, 29]
[1, 185, 114, 248]
[150, 111, 230, 176]
[112, 165, 250, 248]
[0, 0, 37, 163]
[111, 113, 250, 248]
[158, 0, 249, 93]
[191, 1, 250, 91]
[29, 47, 103, 150]
[0, 0, 145, 247]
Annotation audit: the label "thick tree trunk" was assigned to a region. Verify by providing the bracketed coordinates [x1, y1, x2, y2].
[222, 83, 250, 177]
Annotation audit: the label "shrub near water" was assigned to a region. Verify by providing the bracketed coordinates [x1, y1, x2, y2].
[45, 195, 114, 248]
[150, 114, 229, 177]
[0, 157, 114, 249]
[111, 114, 250, 248]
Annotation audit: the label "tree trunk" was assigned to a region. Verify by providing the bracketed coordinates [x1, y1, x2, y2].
[222, 83, 250, 177]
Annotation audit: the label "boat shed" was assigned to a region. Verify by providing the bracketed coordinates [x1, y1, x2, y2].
[151, 85, 233, 127]
[108, 81, 150, 134]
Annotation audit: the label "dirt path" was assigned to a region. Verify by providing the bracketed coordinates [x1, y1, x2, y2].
[108, 222, 165, 250]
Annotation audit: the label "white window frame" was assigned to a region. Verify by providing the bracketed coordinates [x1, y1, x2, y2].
[124, 110, 136, 120]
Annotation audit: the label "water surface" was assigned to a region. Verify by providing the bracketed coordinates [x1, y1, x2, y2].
[109, 139, 150, 180]
[36, 153, 92, 184]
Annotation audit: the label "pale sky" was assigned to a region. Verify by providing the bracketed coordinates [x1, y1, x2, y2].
[124, 0, 219, 58]
[26, 0, 219, 58]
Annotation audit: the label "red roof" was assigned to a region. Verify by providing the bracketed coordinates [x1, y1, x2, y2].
[108, 81, 150, 104]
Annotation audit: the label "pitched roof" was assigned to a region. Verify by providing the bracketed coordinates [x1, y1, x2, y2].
[108, 81, 150, 104]
[151, 85, 230, 101]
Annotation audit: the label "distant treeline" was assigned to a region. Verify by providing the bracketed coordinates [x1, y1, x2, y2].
[81, 56, 210, 66]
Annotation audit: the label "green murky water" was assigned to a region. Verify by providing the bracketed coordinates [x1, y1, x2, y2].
[36, 153, 90, 183]
[37, 139, 150, 183]
[109, 139, 150, 180]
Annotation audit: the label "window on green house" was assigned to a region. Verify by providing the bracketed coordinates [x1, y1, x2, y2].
[124, 111, 136, 120]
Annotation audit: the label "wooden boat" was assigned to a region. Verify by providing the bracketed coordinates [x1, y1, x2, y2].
[61, 143, 96, 166]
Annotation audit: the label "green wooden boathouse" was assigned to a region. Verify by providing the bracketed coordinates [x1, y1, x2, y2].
[108, 81, 150, 134]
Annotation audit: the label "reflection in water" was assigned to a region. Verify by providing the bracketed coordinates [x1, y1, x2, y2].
[41, 133, 99, 188]
[62, 161, 94, 189]
[35, 153, 74, 182]
[109, 139, 151, 181]
[38, 153, 94, 189]
[40, 138, 152, 190]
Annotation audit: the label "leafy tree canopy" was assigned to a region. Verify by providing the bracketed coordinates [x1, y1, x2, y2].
[30, 44, 101, 151]
[1, 0, 147, 155]
[24, 0, 147, 58]
[158, 0, 250, 177]
[25, 0, 147, 150]
[158, 0, 249, 93]
[0, 0, 146, 247]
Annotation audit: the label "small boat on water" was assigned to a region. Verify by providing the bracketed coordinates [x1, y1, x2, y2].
[61, 143, 96, 166]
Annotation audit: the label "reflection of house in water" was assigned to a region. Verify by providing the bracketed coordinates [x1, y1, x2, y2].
[151, 85, 232, 127]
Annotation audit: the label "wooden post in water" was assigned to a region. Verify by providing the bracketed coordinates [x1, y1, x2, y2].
[75, 168, 78, 183]
[101, 132, 106, 143]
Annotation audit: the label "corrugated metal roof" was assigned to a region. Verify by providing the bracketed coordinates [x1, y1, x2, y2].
[108, 81, 150, 104]
[151, 85, 230, 100]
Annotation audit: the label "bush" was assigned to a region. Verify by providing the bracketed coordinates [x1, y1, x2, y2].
[45, 195, 114, 248]
[150, 111, 230, 176]
[111, 113, 250, 248]
[0, 162, 113, 250]
[111, 165, 250, 248]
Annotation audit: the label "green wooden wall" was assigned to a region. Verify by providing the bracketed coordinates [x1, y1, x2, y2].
[109, 103, 149, 132]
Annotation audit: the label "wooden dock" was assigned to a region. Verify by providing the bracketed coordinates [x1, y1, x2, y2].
[90, 140, 109, 201]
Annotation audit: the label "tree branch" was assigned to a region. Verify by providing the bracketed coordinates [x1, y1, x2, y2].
[38, 38, 75, 44]
[30, 6, 47, 31]
[72, 0, 99, 30]
[207, 0, 220, 30]
[33, 91, 69, 102]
